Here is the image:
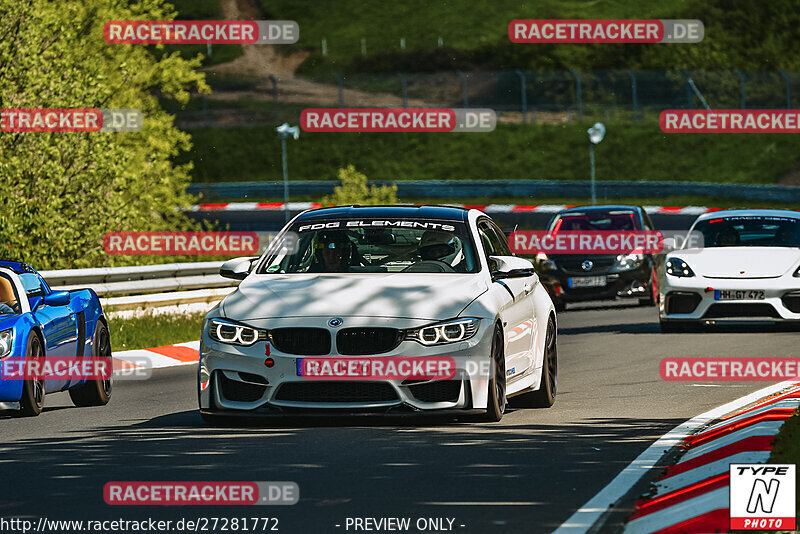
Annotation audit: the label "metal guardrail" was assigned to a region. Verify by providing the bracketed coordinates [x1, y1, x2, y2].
[40, 261, 236, 297]
[188, 179, 800, 203]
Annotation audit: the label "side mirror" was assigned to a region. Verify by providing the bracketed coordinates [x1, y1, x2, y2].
[43, 290, 70, 307]
[220, 257, 258, 280]
[490, 255, 535, 280]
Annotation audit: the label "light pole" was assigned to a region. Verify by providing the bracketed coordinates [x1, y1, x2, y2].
[275, 123, 300, 223]
[586, 122, 606, 205]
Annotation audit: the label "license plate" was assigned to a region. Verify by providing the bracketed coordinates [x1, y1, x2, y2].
[568, 276, 607, 288]
[296, 359, 304, 376]
[714, 289, 765, 300]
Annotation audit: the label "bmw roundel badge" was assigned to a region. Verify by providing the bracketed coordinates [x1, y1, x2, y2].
[328, 318, 343, 327]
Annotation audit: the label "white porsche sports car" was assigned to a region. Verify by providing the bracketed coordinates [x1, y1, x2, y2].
[199, 206, 557, 422]
[659, 209, 800, 332]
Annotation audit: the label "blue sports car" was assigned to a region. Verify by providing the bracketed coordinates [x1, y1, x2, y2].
[0, 261, 111, 417]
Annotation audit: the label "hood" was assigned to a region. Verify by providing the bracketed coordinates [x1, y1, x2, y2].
[221, 273, 488, 321]
[677, 247, 800, 278]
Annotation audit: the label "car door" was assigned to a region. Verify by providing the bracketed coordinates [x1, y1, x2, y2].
[478, 220, 536, 382]
[23, 274, 78, 391]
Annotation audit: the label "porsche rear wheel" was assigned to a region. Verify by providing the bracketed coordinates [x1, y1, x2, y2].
[69, 321, 112, 407]
[18, 333, 45, 417]
[482, 326, 506, 422]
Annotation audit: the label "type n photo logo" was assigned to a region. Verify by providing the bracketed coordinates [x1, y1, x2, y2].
[730, 464, 796, 530]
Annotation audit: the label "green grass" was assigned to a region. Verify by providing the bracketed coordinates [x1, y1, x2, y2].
[154, 0, 244, 67]
[258, 0, 689, 64]
[109, 312, 204, 351]
[181, 121, 800, 184]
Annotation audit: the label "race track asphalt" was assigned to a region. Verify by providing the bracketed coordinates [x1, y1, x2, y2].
[1, 303, 797, 533]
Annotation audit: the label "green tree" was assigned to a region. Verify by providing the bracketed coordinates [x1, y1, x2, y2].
[322, 165, 397, 206]
[0, 0, 209, 269]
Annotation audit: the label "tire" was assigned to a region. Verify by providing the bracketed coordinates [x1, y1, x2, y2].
[481, 326, 506, 422]
[639, 267, 658, 307]
[18, 333, 45, 417]
[69, 321, 112, 407]
[514, 316, 557, 408]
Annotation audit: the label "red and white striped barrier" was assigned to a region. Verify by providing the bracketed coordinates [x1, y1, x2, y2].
[623, 384, 800, 533]
[113, 340, 199, 371]
[190, 202, 726, 215]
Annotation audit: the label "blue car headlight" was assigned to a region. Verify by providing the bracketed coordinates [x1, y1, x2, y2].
[405, 318, 480, 346]
[666, 257, 695, 278]
[208, 319, 266, 347]
[0, 329, 12, 359]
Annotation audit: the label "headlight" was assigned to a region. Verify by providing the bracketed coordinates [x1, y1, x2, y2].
[666, 257, 695, 278]
[613, 254, 644, 272]
[405, 318, 480, 346]
[0, 329, 12, 359]
[536, 252, 557, 271]
[208, 319, 266, 346]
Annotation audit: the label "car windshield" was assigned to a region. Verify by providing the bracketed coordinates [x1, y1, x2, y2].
[692, 216, 800, 247]
[550, 210, 639, 231]
[258, 219, 479, 274]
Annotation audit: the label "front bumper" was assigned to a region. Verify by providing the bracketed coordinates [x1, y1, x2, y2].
[538, 261, 652, 303]
[659, 274, 800, 323]
[198, 315, 495, 415]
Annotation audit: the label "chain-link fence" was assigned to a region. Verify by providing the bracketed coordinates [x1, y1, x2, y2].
[175, 69, 800, 128]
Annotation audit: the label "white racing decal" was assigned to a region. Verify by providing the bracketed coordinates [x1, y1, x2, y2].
[297, 220, 456, 232]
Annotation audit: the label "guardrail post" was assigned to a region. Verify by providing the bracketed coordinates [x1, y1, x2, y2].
[682, 70, 711, 110]
[321, 38, 327, 57]
[268, 74, 279, 125]
[779, 70, 791, 109]
[734, 69, 746, 109]
[397, 72, 408, 108]
[333, 73, 344, 107]
[456, 70, 469, 108]
[569, 69, 583, 121]
[360, 37, 367, 56]
[515, 69, 527, 123]
[627, 69, 638, 121]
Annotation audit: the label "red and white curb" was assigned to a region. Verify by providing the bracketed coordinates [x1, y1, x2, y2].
[555, 381, 800, 534]
[112, 340, 199, 371]
[622, 384, 800, 533]
[190, 203, 727, 215]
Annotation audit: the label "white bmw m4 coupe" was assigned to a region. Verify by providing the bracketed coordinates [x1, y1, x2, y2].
[199, 205, 557, 422]
[659, 209, 800, 332]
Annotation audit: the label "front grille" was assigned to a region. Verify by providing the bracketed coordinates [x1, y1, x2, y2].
[782, 292, 800, 313]
[665, 292, 702, 314]
[703, 303, 781, 319]
[556, 256, 616, 275]
[408, 380, 462, 402]
[219, 373, 267, 402]
[336, 328, 402, 355]
[270, 328, 331, 355]
[274, 382, 398, 403]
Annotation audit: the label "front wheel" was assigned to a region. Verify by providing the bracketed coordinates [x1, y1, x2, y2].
[18, 333, 45, 417]
[69, 321, 112, 407]
[481, 326, 506, 422]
